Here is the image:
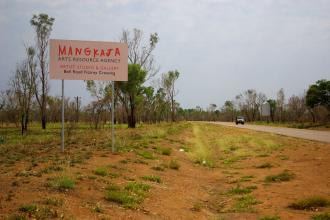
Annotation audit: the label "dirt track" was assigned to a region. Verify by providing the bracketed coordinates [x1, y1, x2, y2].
[211, 122, 330, 143]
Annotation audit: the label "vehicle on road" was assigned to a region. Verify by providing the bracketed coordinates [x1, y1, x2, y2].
[235, 116, 245, 125]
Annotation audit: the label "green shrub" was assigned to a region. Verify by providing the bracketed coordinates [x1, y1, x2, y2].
[43, 197, 63, 206]
[265, 171, 294, 182]
[234, 195, 260, 212]
[35, 207, 58, 219]
[191, 202, 202, 212]
[105, 182, 151, 209]
[157, 147, 172, 156]
[151, 166, 165, 171]
[141, 175, 161, 183]
[6, 213, 26, 220]
[256, 162, 272, 169]
[289, 196, 329, 210]
[312, 213, 330, 220]
[92, 205, 103, 213]
[259, 216, 280, 220]
[19, 204, 37, 213]
[94, 167, 108, 176]
[169, 159, 180, 170]
[48, 176, 75, 191]
[106, 190, 137, 208]
[138, 151, 155, 160]
[125, 182, 151, 193]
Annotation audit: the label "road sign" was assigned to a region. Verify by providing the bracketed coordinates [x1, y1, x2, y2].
[50, 39, 128, 81]
[49, 39, 128, 153]
[261, 102, 270, 117]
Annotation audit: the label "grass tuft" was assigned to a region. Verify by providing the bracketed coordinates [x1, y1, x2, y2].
[288, 196, 329, 210]
[191, 202, 203, 212]
[312, 213, 330, 220]
[265, 171, 294, 182]
[169, 159, 180, 170]
[43, 197, 63, 206]
[94, 167, 108, 176]
[138, 151, 156, 160]
[151, 165, 165, 171]
[105, 182, 151, 209]
[227, 185, 256, 195]
[125, 181, 151, 192]
[256, 162, 273, 169]
[233, 195, 260, 212]
[141, 175, 161, 183]
[18, 204, 37, 213]
[48, 176, 75, 191]
[156, 146, 172, 156]
[7, 213, 27, 220]
[259, 216, 280, 220]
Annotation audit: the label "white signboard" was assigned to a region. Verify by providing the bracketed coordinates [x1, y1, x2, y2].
[261, 102, 271, 117]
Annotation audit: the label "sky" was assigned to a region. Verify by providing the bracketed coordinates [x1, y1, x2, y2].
[0, 0, 329, 109]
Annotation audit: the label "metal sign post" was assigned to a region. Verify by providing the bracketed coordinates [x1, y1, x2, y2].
[61, 79, 65, 152]
[111, 81, 115, 153]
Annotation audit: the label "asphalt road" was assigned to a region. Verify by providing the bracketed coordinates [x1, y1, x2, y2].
[210, 122, 330, 143]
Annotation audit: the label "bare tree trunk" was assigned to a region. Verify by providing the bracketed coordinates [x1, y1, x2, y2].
[171, 98, 175, 122]
[21, 114, 24, 135]
[309, 109, 316, 123]
[24, 114, 29, 131]
[41, 104, 46, 129]
[128, 97, 136, 128]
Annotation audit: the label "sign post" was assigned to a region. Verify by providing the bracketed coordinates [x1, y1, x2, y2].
[49, 39, 128, 152]
[61, 79, 64, 152]
[112, 81, 115, 152]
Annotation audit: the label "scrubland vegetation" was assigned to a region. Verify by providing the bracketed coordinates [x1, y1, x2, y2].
[0, 122, 329, 219]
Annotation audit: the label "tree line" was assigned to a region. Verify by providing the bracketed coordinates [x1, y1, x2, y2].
[179, 81, 330, 124]
[0, 13, 328, 134]
[0, 13, 181, 134]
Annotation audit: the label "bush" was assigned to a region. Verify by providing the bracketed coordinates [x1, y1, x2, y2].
[169, 159, 180, 170]
[141, 175, 161, 183]
[312, 213, 330, 220]
[7, 213, 26, 220]
[94, 167, 108, 176]
[265, 171, 294, 182]
[105, 190, 137, 207]
[138, 151, 155, 160]
[259, 216, 280, 220]
[289, 196, 329, 210]
[234, 195, 260, 212]
[18, 204, 37, 213]
[105, 182, 151, 209]
[48, 176, 75, 191]
[157, 147, 171, 156]
[256, 162, 272, 169]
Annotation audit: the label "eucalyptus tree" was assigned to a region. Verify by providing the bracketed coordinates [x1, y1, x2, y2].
[161, 70, 180, 122]
[276, 88, 285, 121]
[117, 64, 147, 128]
[86, 81, 112, 129]
[114, 29, 159, 127]
[10, 48, 36, 134]
[120, 28, 159, 79]
[30, 13, 55, 129]
[267, 99, 276, 122]
[306, 79, 330, 122]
